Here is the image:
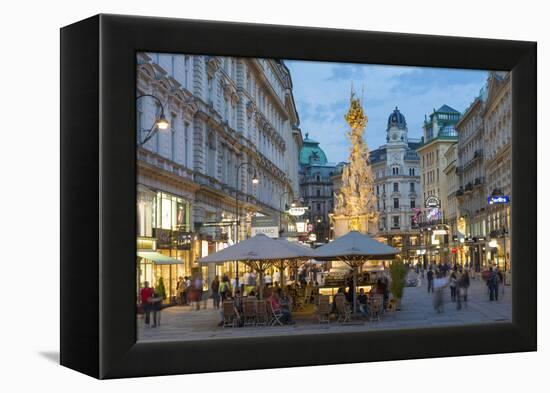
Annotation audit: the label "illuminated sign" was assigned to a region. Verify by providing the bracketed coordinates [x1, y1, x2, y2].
[287, 207, 308, 216]
[425, 196, 441, 209]
[488, 195, 509, 204]
[308, 233, 317, 242]
[432, 229, 447, 235]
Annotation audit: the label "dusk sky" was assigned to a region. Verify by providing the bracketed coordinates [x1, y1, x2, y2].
[285, 60, 489, 163]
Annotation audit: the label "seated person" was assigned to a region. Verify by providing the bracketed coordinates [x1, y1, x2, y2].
[268, 291, 294, 324]
[356, 288, 369, 317]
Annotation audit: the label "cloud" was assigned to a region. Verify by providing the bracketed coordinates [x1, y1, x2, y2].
[285, 60, 487, 162]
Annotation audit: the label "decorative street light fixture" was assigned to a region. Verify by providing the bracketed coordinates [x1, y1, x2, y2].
[137, 94, 170, 145]
[234, 161, 258, 289]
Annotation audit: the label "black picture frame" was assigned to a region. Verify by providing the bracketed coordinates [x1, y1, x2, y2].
[60, 14, 536, 379]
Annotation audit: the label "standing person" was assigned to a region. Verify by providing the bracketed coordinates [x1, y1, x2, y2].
[459, 269, 470, 307]
[183, 276, 191, 305]
[488, 267, 499, 301]
[194, 275, 204, 310]
[219, 275, 231, 301]
[449, 271, 458, 302]
[176, 276, 185, 306]
[140, 281, 154, 327]
[427, 268, 434, 293]
[211, 275, 220, 310]
[150, 287, 163, 327]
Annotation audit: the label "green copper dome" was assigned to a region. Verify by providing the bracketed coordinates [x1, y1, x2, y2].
[299, 132, 328, 166]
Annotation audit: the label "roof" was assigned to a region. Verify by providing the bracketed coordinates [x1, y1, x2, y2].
[437, 104, 460, 113]
[387, 106, 407, 130]
[299, 132, 328, 166]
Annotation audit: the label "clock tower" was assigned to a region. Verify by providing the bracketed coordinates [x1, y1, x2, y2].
[386, 107, 408, 170]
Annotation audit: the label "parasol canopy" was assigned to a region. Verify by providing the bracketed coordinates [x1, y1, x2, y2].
[312, 231, 399, 261]
[198, 234, 301, 263]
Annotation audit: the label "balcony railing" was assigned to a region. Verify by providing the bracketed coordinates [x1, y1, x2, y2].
[474, 176, 485, 186]
[465, 182, 474, 192]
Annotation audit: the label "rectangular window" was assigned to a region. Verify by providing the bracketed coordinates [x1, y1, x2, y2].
[393, 216, 400, 228]
[410, 182, 415, 192]
[317, 203, 321, 211]
[411, 199, 415, 208]
[316, 189, 321, 197]
[393, 182, 399, 192]
[394, 198, 399, 209]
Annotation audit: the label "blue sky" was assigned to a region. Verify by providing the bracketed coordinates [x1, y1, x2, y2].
[285, 60, 488, 163]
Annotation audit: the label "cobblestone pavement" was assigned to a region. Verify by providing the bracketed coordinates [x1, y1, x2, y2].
[138, 274, 511, 342]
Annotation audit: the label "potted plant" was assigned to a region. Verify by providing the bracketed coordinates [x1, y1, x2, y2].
[389, 260, 407, 310]
[156, 277, 167, 306]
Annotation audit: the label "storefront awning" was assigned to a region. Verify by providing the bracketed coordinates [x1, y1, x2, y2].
[137, 251, 182, 265]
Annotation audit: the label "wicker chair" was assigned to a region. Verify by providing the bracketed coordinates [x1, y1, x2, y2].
[335, 295, 351, 323]
[256, 300, 268, 326]
[316, 295, 331, 324]
[243, 299, 257, 327]
[222, 300, 237, 328]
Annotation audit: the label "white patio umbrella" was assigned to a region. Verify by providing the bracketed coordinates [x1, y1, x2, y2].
[312, 231, 399, 313]
[274, 239, 314, 287]
[198, 234, 305, 299]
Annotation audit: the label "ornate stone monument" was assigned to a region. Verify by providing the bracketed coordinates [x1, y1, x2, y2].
[332, 91, 378, 237]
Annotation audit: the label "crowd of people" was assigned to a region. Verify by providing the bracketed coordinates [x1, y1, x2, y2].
[422, 261, 504, 313]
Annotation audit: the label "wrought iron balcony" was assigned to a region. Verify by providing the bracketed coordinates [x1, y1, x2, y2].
[465, 182, 474, 192]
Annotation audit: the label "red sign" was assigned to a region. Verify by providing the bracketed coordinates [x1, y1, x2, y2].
[451, 247, 458, 254]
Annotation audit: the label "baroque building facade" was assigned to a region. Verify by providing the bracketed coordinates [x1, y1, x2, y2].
[370, 108, 422, 264]
[482, 71, 512, 272]
[416, 104, 460, 264]
[455, 94, 487, 270]
[136, 53, 302, 301]
[299, 133, 336, 243]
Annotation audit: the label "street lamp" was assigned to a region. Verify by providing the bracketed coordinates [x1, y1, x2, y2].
[137, 94, 170, 145]
[234, 161, 258, 289]
[279, 190, 293, 235]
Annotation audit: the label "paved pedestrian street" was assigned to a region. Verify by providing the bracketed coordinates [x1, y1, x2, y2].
[138, 275, 511, 342]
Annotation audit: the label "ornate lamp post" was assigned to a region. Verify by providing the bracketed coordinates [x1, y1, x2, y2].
[234, 161, 259, 289]
[136, 94, 170, 146]
[279, 190, 293, 236]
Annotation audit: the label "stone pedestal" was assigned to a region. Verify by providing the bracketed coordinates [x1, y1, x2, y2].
[332, 214, 377, 238]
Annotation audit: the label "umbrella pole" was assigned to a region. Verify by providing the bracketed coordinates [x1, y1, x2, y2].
[353, 264, 358, 314]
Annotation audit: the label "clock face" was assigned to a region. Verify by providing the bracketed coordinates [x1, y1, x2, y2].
[392, 132, 399, 140]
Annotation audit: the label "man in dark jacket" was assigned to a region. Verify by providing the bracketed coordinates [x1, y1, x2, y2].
[426, 268, 434, 293]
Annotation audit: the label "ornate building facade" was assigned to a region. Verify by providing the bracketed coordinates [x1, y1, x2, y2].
[370, 107, 422, 263]
[455, 95, 487, 270]
[483, 71, 512, 271]
[136, 53, 303, 300]
[416, 104, 460, 264]
[299, 133, 336, 243]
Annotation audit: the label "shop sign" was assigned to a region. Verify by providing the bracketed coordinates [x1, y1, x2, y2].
[488, 195, 509, 205]
[307, 223, 314, 232]
[308, 233, 317, 242]
[432, 229, 447, 235]
[251, 216, 279, 238]
[287, 206, 308, 216]
[296, 221, 307, 233]
[425, 196, 441, 209]
[155, 228, 172, 249]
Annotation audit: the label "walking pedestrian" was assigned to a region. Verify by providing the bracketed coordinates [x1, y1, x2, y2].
[176, 276, 185, 305]
[211, 275, 220, 310]
[458, 269, 470, 308]
[488, 267, 499, 301]
[427, 268, 434, 293]
[150, 287, 163, 327]
[433, 272, 448, 313]
[449, 271, 458, 302]
[140, 281, 154, 327]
